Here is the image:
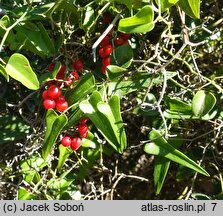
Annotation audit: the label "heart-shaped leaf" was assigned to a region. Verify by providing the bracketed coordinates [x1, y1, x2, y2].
[144, 130, 209, 176]
[192, 90, 216, 117]
[79, 91, 127, 153]
[118, 5, 154, 33]
[5, 53, 39, 90]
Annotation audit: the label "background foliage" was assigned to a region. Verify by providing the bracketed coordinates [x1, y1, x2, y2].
[0, 0, 223, 200]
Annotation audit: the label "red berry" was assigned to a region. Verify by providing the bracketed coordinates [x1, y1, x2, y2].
[43, 98, 56, 110]
[100, 35, 110, 47]
[71, 137, 82, 151]
[42, 90, 49, 100]
[55, 95, 65, 102]
[101, 65, 107, 74]
[56, 64, 66, 80]
[46, 80, 57, 87]
[115, 36, 125, 46]
[80, 131, 88, 138]
[61, 136, 71, 147]
[48, 63, 55, 71]
[47, 85, 61, 99]
[56, 100, 68, 112]
[102, 57, 110, 67]
[78, 124, 88, 135]
[99, 44, 112, 58]
[65, 77, 74, 87]
[72, 71, 79, 80]
[120, 33, 130, 40]
[79, 117, 89, 124]
[73, 60, 84, 72]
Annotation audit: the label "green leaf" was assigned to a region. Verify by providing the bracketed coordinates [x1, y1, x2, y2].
[5, 53, 39, 90]
[118, 5, 154, 33]
[0, 115, 30, 145]
[66, 73, 96, 105]
[156, 0, 179, 11]
[154, 156, 170, 195]
[42, 110, 68, 160]
[0, 64, 9, 81]
[15, 23, 55, 57]
[18, 188, 37, 200]
[79, 91, 127, 153]
[154, 136, 183, 195]
[57, 144, 72, 172]
[192, 90, 216, 117]
[110, 45, 133, 68]
[106, 65, 128, 80]
[165, 96, 192, 112]
[178, 0, 200, 19]
[82, 6, 95, 32]
[144, 130, 209, 176]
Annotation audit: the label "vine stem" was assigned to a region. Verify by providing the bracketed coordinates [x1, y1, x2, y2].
[0, 9, 28, 53]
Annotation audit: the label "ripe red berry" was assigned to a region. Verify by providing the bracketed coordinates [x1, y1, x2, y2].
[80, 131, 88, 138]
[79, 117, 89, 124]
[42, 90, 49, 100]
[78, 124, 88, 135]
[72, 71, 79, 80]
[100, 35, 110, 47]
[71, 137, 82, 151]
[64, 77, 74, 87]
[73, 60, 84, 72]
[55, 95, 65, 103]
[43, 98, 56, 110]
[56, 63, 66, 80]
[99, 44, 112, 58]
[56, 100, 68, 112]
[101, 65, 107, 74]
[47, 85, 61, 99]
[48, 63, 55, 71]
[115, 36, 125, 46]
[102, 57, 110, 67]
[61, 136, 71, 147]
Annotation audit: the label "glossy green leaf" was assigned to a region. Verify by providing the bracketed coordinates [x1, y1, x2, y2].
[165, 96, 192, 112]
[106, 65, 128, 80]
[82, 6, 95, 32]
[154, 136, 183, 195]
[118, 5, 154, 33]
[5, 53, 39, 90]
[0, 15, 15, 44]
[42, 110, 68, 160]
[178, 0, 200, 19]
[110, 45, 133, 68]
[192, 90, 216, 117]
[15, 23, 55, 57]
[79, 91, 127, 153]
[57, 144, 72, 172]
[66, 73, 96, 105]
[156, 0, 179, 11]
[144, 130, 209, 176]
[154, 156, 170, 195]
[0, 64, 8, 81]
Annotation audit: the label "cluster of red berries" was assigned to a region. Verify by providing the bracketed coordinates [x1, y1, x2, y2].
[61, 117, 89, 151]
[99, 36, 113, 74]
[98, 32, 130, 74]
[42, 59, 84, 112]
[42, 85, 68, 112]
[47, 59, 83, 87]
